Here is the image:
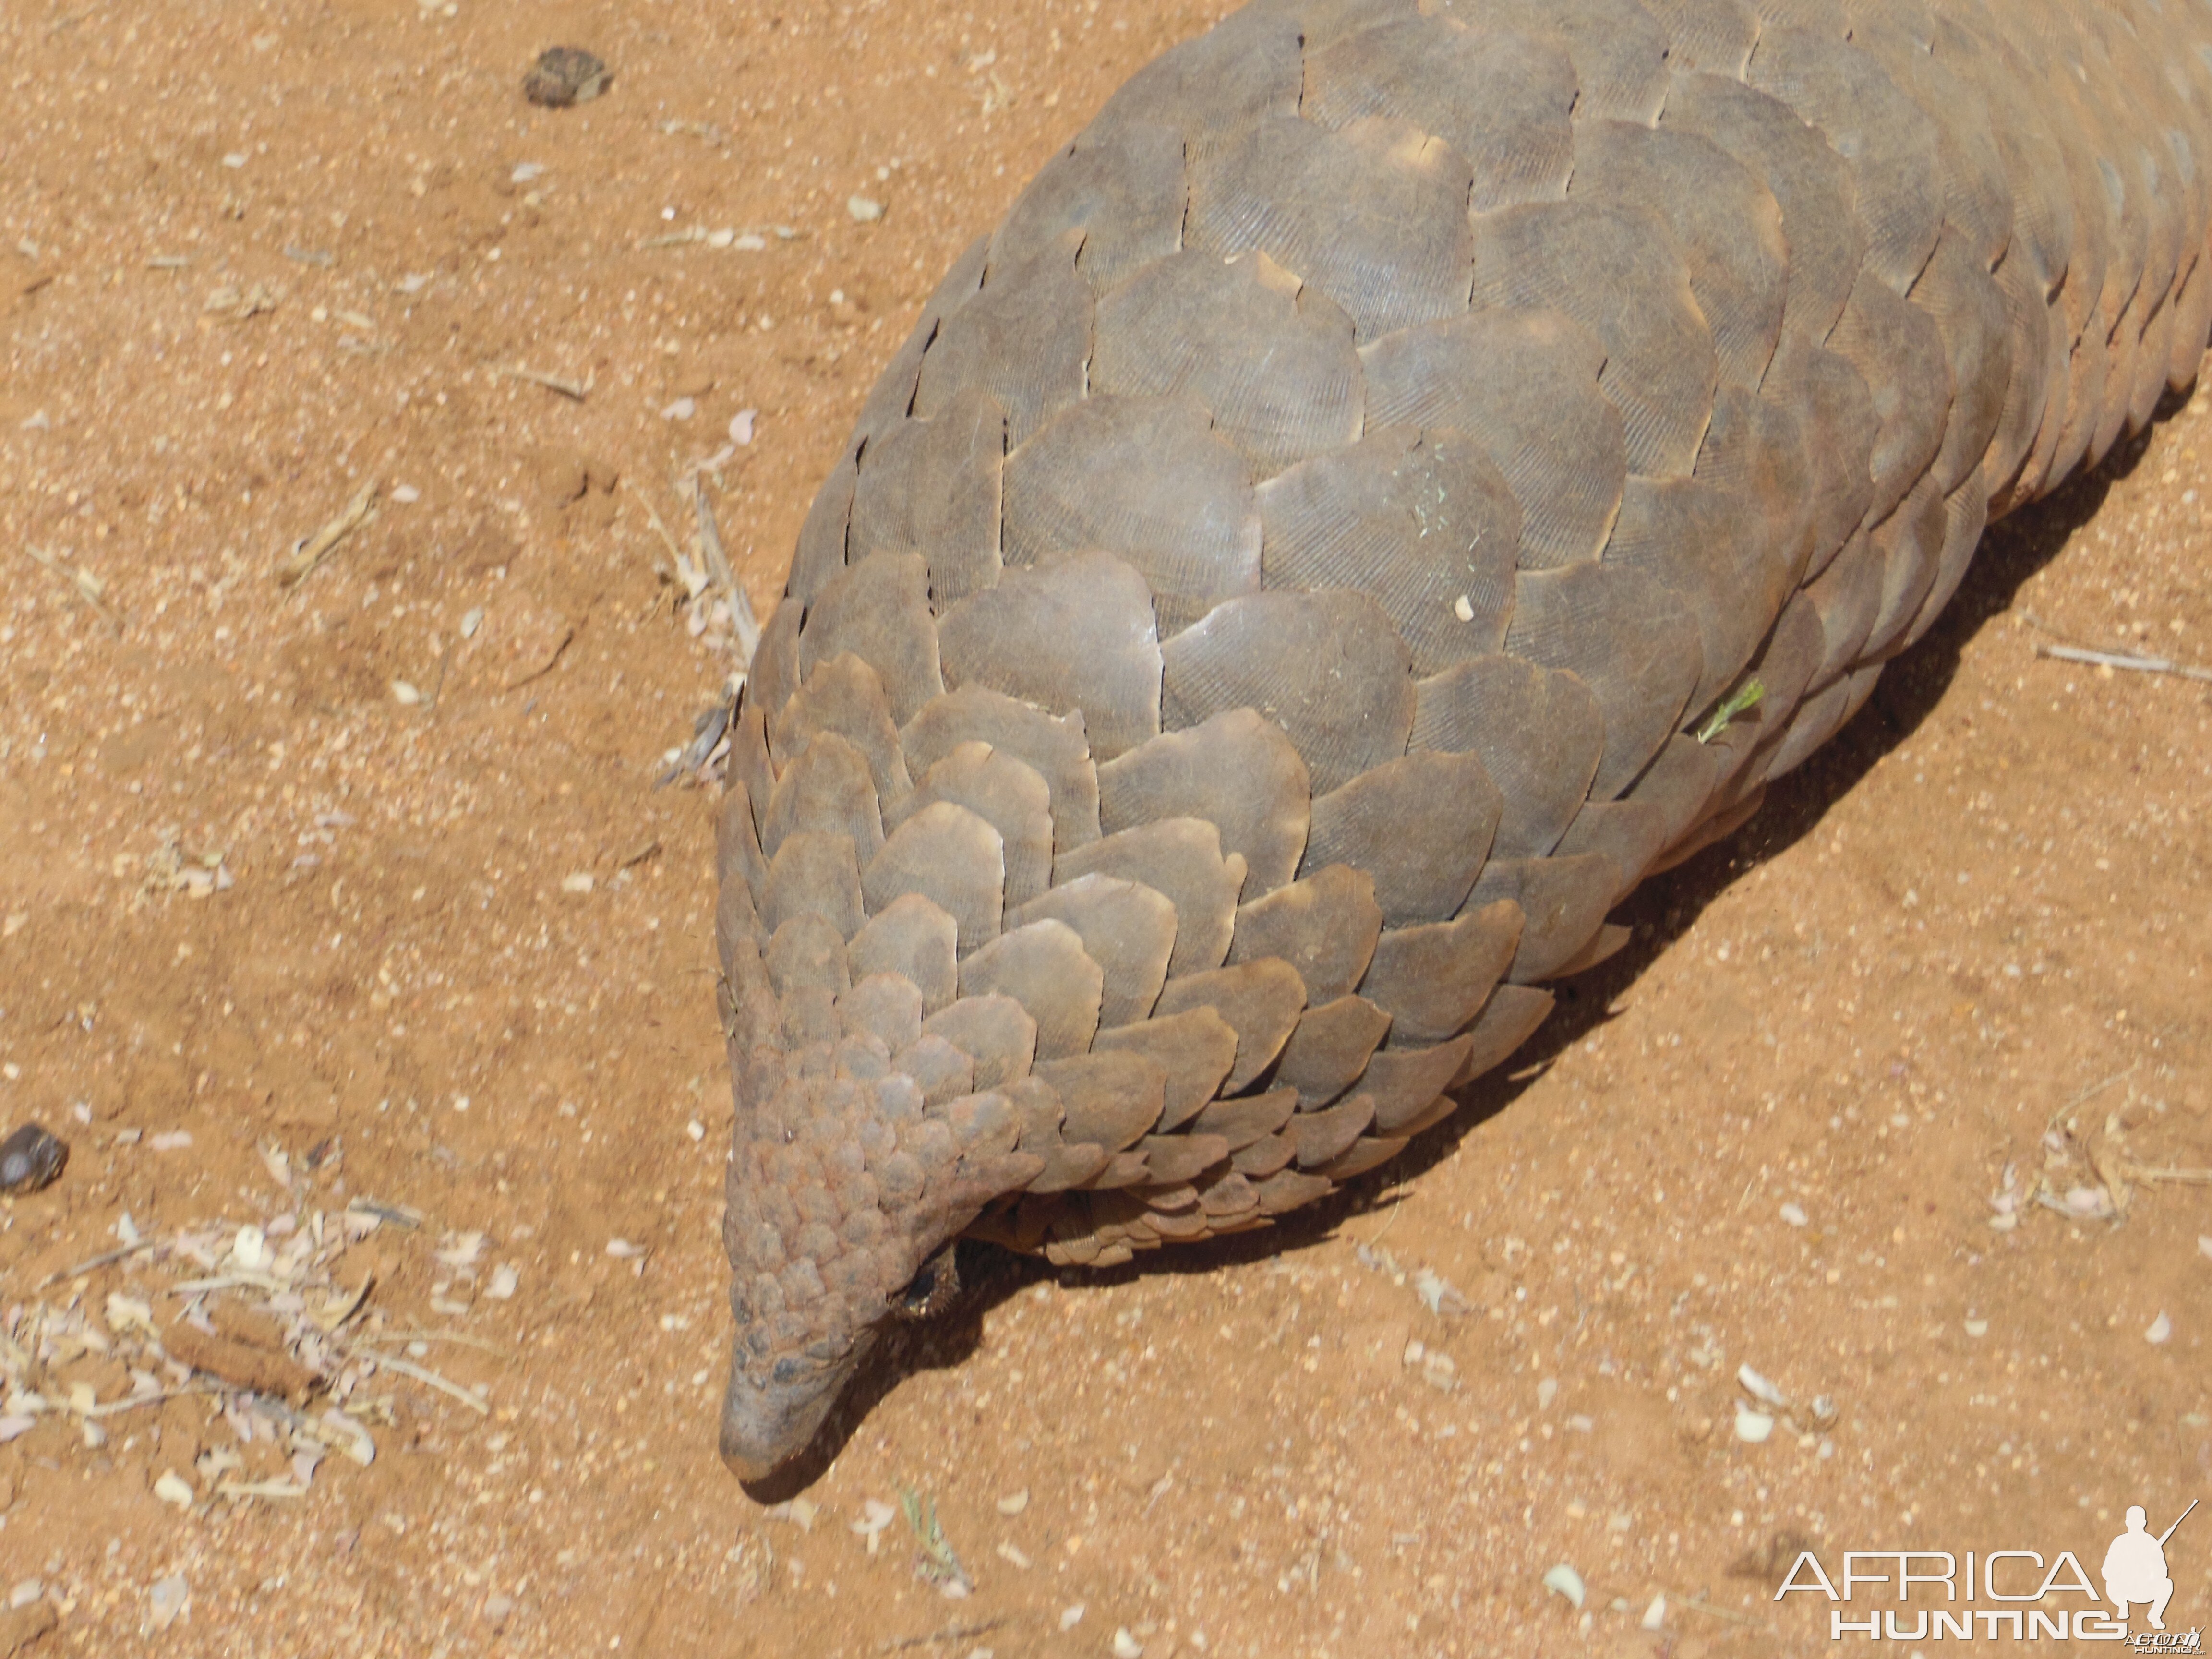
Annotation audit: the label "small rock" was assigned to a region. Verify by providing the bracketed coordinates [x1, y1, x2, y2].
[847, 194, 885, 223]
[5, 1583, 39, 1611]
[0, 1124, 67, 1196]
[2146, 1310, 2173, 1345]
[1541, 1563, 1586, 1610]
[850, 1498, 898, 1554]
[486, 1264, 520, 1300]
[230, 1225, 274, 1273]
[523, 47, 609, 108]
[147, 1574, 189, 1633]
[1412, 1268, 1470, 1316]
[995, 1488, 1029, 1516]
[153, 1470, 194, 1509]
[1733, 1402, 1776, 1443]
[1058, 1603, 1086, 1632]
[1736, 1363, 1787, 1409]
[1778, 1202, 1809, 1227]
[2064, 1184, 2112, 1219]
[1112, 1629, 1144, 1659]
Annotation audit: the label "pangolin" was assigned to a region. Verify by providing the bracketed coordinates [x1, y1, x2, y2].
[713, 0, 2212, 1480]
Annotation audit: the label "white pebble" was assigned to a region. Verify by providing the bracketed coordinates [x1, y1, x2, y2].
[222, 152, 247, 168]
[729, 409, 757, 445]
[1963, 1317, 1989, 1338]
[706, 228, 736, 249]
[460, 607, 484, 639]
[660, 397, 697, 421]
[1112, 1630, 1144, 1659]
[154, 1471, 193, 1509]
[2146, 1311, 2173, 1345]
[1779, 1202, 1809, 1227]
[734, 233, 767, 252]
[1452, 594, 1474, 622]
[849, 1498, 897, 1553]
[390, 680, 423, 706]
[149, 1131, 192, 1152]
[847, 194, 885, 223]
[996, 1488, 1029, 1516]
[1733, 1402, 1776, 1443]
[1541, 1563, 1585, 1610]
[2065, 1185, 2111, 1217]
[561, 873, 595, 894]
[2199, 1236, 2212, 1262]
[391, 484, 421, 504]
[7, 1581, 42, 1610]
[1536, 1377, 1558, 1410]
[231, 1225, 274, 1273]
[1058, 1603, 1086, 1632]
[687, 1120, 706, 1142]
[486, 1264, 520, 1300]
[607, 1239, 648, 1260]
[1736, 1363, 1787, 1408]
[1402, 1339, 1425, 1366]
[1639, 1593, 1668, 1631]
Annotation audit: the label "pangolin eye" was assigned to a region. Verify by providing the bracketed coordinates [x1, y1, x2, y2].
[894, 1243, 961, 1320]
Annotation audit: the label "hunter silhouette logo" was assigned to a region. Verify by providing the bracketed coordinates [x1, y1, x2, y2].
[2106, 1502, 2196, 1634]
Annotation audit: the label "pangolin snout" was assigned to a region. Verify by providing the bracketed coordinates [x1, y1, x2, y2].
[718, 1337, 867, 1483]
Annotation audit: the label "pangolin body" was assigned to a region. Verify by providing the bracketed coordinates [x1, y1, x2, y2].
[715, 0, 2212, 1479]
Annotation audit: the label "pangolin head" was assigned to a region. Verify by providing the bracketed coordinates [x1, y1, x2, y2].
[715, 953, 1042, 1482]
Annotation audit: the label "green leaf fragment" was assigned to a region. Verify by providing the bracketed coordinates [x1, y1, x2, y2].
[1696, 678, 1766, 744]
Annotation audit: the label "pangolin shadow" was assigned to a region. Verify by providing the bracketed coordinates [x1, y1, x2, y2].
[736, 411, 2158, 1500]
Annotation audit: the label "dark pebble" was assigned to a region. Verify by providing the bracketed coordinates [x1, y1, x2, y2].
[0, 1123, 68, 1196]
[524, 46, 610, 108]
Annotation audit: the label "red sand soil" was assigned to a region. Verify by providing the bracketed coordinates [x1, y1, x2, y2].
[1, 0, 2207, 1654]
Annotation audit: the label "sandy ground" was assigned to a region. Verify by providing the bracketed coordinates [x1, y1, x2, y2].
[2, 0, 2209, 1654]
